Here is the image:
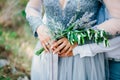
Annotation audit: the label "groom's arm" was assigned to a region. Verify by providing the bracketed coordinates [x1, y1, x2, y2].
[97, 0, 120, 35]
[73, 0, 120, 58]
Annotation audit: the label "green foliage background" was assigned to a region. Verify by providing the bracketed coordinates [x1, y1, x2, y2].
[0, 0, 36, 79]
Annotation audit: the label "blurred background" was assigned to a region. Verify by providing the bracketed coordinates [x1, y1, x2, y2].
[0, 0, 37, 80]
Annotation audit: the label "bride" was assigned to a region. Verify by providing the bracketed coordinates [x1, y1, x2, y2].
[25, 0, 120, 80]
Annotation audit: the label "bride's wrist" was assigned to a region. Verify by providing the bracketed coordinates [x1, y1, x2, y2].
[36, 24, 45, 34]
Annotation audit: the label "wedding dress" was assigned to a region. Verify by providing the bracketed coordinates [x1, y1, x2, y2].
[25, 0, 106, 80]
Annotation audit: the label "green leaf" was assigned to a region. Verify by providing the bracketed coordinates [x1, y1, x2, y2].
[21, 10, 26, 18]
[100, 30, 104, 37]
[67, 23, 76, 30]
[73, 32, 78, 42]
[67, 31, 70, 41]
[36, 48, 44, 56]
[77, 34, 81, 44]
[80, 33, 85, 44]
[70, 31, 74, 45]
[94, 31, 98, 43]
[87, 29, 91, 40]
[104, 38, 109, 47]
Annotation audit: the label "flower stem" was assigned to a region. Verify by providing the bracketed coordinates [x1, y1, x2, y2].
[35, 48, 44, 56]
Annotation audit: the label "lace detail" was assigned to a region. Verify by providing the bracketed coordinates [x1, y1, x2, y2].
[43, 0, 100, 27]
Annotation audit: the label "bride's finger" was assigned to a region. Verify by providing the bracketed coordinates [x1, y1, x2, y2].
[41, 39, 50, 52]
[42, 42, 49, 52]
[53, 42, 66, 54]
[65, 47, 72, 56]
[51, 39, 64, 49]
[45, 42, 51, 51]
[60, 43, 70, 53]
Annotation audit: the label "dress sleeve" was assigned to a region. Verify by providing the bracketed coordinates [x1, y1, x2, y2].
[73, 37, 120, 58]
[25, 0, 44, 37]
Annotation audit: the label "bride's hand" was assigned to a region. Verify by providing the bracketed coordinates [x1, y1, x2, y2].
[37, 25, 52, 52]
[51, 38, 77, 57]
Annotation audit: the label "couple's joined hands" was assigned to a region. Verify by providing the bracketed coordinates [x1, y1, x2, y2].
[37, 25, 77, 57]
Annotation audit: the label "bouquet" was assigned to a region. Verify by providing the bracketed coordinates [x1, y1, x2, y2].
[36, 12, 110, 55]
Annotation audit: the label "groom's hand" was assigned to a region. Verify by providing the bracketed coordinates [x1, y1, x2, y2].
[51, 38, 77, 57]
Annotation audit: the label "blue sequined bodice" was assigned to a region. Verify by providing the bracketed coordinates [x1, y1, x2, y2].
[43, 0, 101, 27]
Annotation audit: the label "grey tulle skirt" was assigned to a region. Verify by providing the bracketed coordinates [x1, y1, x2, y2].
[31, 42, 106, 80]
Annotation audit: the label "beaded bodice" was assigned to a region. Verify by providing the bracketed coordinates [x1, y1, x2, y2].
[43, 0, 101, 27]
